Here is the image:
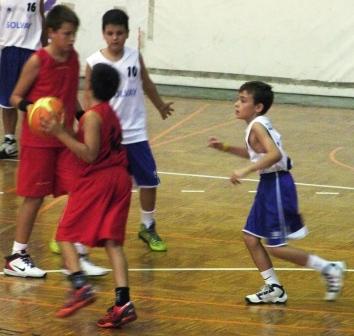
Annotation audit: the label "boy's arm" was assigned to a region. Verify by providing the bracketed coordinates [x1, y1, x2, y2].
[10, 54, 41, 110]
[208, 136, 249, 158]
[139, 54, 174, 120]
[230, 123, 282, 184]
[41, 110, 101, 163]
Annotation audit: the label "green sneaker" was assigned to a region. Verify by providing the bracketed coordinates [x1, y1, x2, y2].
[138, 222, 167, 252]
[49, 238, 61, 254]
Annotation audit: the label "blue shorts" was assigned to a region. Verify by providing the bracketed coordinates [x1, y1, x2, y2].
[243, 171, 307, 247]
[124, 141, 160, 188]
[0, 46, 34, 108]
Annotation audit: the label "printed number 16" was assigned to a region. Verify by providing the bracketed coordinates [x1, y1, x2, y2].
[27, 2, 37, 12]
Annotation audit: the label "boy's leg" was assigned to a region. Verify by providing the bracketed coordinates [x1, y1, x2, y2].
[3, 197, 46, 278]
[56, 242, 96, 317]
[125, 141, 166, 252]
[243, 233, 287, 304]
[138, 187, 167, 251]
[269, 246, 346, 301]
[97, 241, 137, 328]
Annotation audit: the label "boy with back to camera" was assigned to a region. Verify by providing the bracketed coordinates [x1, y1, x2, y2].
[0, 0, 46, 159]
[85, 9, 174, 252]
[41, 63, 137, 327]
[208, 81, 345, 303]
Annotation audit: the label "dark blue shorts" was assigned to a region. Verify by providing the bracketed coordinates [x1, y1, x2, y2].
[0, 46, 34, 108]
[243, 171, 307, 247]
[124, 141, 160, 188]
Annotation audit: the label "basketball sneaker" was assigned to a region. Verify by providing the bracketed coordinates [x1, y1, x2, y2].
[322, 261, 346, 301]
[3, 252, 46, 278]
[138, 222, 167, 252]
[55, 284, 96, 317]
[245, 284, 288, 304]
[62, 254, 110, 276]
[0, 137, 17, 159]
[97, 302, 137, 328]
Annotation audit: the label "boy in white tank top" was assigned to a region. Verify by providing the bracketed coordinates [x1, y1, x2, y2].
[0, 0, 45, 159]
[208, 81, 345, 304]
[85, 9, 173, 252]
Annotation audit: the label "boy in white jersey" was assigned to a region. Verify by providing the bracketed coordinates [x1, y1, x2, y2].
[0, 0, 46, 159]
[83, 9, 173, 252]
[208, 81, 345, 304]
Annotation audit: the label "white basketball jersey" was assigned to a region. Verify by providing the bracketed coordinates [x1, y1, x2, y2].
[86, 47, 147, 144]
[245, 116, 290, 174]
[0, 0, 42, 50]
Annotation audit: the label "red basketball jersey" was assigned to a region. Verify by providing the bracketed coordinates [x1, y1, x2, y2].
[22, 48, 79, 147]
[75, 101, 128, 175]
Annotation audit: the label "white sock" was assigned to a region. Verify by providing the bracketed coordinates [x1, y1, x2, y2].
[141, 209, 155, 228]
[5, 134, 16, 140]
[12, 241, 28, 255]
[74, 242, 88, 255]
[261, 268, 281, 285]
[306, 254, 330, 272]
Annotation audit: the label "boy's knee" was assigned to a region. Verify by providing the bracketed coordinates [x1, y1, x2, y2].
[267, 246, 283, 258]
[243, 232, 259, 248]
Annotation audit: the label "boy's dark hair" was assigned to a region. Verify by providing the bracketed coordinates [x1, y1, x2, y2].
[102, 9, 129, 31]
[239, 81, 274, 114]
[91, 63, 120, 101]
[46, 5, 80, 31]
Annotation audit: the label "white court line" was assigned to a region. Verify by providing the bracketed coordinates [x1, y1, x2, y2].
[158, 171, 354, 191]
[1, 267, 353, 275]
[181, 190, 205, 193]
[316, 192, 339, 195]
[248, 190, 257, 193]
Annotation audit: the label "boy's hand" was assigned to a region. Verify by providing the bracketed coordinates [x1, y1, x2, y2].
[230, 168, 248, 185]
[208, 136, 224, 151]
[158, 102, 174, 120]
[40, 115, 63, 136]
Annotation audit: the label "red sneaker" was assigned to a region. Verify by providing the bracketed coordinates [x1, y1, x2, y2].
[97, 302, 137, 328]
[56, 284, 96, 318]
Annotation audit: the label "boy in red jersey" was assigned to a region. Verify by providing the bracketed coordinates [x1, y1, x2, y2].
[3, 5, 80, 278]
[41, 63, 137, 327]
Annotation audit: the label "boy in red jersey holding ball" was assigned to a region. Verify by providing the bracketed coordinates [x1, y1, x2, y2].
[4, 4, 107, 278]
[41, 63, 137, 327]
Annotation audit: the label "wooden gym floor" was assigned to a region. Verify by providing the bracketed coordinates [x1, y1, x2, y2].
[0, 96, 353, 335]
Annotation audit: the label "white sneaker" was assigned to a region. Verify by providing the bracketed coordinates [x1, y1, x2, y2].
[322, 261, 346, 301]
[0, 137, 17, 159]
[3, 253, 47, 278]
[245, 284, 288, 304]
[62, 255, 110, 276]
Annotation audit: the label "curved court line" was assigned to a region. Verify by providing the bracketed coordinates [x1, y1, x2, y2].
[151, 119, 235, 148]
[150, 103, 210, 144]
[38, 195, 66, 214]
[158, 171, 354, 191]
[329, 147, 354, 172]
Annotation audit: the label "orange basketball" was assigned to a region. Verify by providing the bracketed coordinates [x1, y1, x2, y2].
[28, 97, 64, 136]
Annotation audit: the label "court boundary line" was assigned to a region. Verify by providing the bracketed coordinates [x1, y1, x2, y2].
[1, 267, 352, 275]
[158, 171, 354, 191]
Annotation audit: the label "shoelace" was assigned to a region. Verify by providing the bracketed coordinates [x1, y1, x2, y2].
[20, 254, 35, 268]
[146, 227, 162, 243]
[324, 274, 340, 291]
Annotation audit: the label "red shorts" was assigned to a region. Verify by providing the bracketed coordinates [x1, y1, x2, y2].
[17, 146, 76, 197]
[56, 166, 132, 247]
